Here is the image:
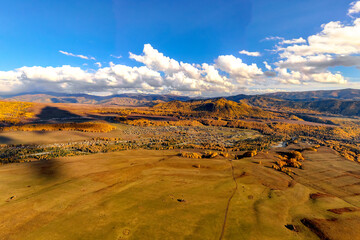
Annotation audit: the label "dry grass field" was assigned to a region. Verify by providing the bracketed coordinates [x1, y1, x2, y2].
[0, 124, 128, 145]
[1, 100, 360, 239]
[1, 147, 359, 239]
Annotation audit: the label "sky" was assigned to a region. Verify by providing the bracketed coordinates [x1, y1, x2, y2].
[0, 0, 359, 96]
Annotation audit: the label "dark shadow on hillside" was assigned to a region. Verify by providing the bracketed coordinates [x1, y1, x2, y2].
[85, 113, 180, 123]
[193, 103, 216, 112]
[50, 97, 78, 103]
[33, 106, 91, 124]
[0, 136, 13, 144]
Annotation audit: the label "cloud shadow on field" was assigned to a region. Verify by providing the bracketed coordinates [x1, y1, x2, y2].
[32, 106, 91, 124]
[0, 136, 13, 144]
[30, 158, 63, 179]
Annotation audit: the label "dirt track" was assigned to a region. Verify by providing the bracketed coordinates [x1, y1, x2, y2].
[219, 160, 238, 240]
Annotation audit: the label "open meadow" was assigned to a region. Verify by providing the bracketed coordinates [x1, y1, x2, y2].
[0, 97, 360, 239]
[1, 146, 360, 239]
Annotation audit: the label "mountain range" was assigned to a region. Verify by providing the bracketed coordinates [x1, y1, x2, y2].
[1, 89, 360, 116]
[0, 92, 191, 106]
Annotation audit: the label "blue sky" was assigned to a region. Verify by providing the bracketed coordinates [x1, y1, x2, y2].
[0, 0, 359, 96]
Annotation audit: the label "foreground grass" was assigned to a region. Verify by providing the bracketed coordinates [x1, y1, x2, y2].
[0, 149, 359, 239]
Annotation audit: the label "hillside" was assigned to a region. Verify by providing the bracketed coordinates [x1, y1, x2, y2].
[99, 97, 152, 106]
[0, 92, 191, 106]
[2, 89, 360, 117]
[1, 88, 359, 106]
[154, 98, 276, 119]
[265, 89, 360, 101]
[241, 96, 360, 117]
[284, 99, 360, 116]
[211, 89, 360, 117]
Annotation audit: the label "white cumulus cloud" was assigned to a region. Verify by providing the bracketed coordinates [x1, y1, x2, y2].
[129, 44, 237, 94]
[215, 55, 263, 83]
[269, 3, 360, 86]
[239, 50, 261, 57]
[280, 37, 307, 45]
[263, 61, 272, 70]
[278, 20, 360, 57]
[349, 1, 360, 16]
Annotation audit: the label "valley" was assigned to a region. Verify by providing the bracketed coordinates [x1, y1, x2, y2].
[1, 89, 360, 239]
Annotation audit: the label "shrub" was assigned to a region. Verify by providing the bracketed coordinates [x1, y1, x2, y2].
[243, 150, 257, 157]
[289, 151, 304, 161]
[281, 167, 293, 176]
[203, 151, 218, 158]
[276, 160, 287, 168]
[124, 119, 203, 127]
[234, 154, 242, 160]
[287, 158, 302, 168]
[272, 164, 280, 170]
[220, 152, 229, 158]
[180, 152, 202, 159]
[273, 151, 304, 172]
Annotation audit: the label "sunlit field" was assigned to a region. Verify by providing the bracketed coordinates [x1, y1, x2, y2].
[2, 146, 360, 240]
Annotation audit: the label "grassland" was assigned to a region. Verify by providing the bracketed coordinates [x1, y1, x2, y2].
[1, 147, 360, 239]
[1, 99, 360, 239]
